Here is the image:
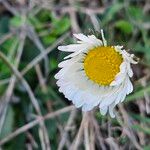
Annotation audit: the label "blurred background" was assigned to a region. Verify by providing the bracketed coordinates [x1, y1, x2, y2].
[0, 0, 150, 149]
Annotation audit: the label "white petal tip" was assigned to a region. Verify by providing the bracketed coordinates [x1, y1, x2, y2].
[58, 46, 65, 51]
[100, 107, 108, 116]
[73, 33, 84, 38]
[54, 74, 58, 79]
[73, 33, 79, 36]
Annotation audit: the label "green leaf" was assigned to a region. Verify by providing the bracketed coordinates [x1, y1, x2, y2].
[46, 119, 57, 140]
[52, 17, 71, 35]
[144, 145, 150, 150]
[42, 35, 56, 45]
[0, 106, 14, 139]
[0, 36, 18, 53]
[115, 20, 133, 34]
[131, 124, 150, 135]
[0, 16, 10, 35]
[126, 85, 150, 103]
[102, 3, 123, 25]
[38, 10, 51, 22]
[27, 15, 43, 29]
[131, 114, 150, 124]
[10, 16, 24, 27]
[133, 43, 149, 53]
[128, 6, 143, 21]
[49, 58, 58, 71]
[6, 134, 26, 150]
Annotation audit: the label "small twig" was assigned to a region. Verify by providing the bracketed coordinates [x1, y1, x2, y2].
[45, 6, 105, 15]
[70, 112, 87, 150]
[105, 137, 120, 150]
[89, 119, 95, 150]
[39, 127, 46, 150]
[117, 104, 142, 150]
[68, 0, 80, 33]
[0, 78, 10, 85]
[35, 64, 47, 93]
[21, 32, 69, 76]
[0, 49, 44, 116]
[35, 64, 51, 150]
[89, 13, 100, 31]
[137, 101, 146, 145]
[91, 114, 106, 150]
[8, 37, 19, 61]
[0, 33, 13, 45]
[0, 30, 26, 134]
[58, 109, 77, 150]
[1, 0, 19, 16]
[143, 0, 150, 13]
[140, 79, 150, 114]
[27, 26, 49, 76]
[0, 105, 75, 146]
[26, 143, 32, 150]
[26, 132, 38, 149]
[0, 50, 52, 150]
[83, 113, 90, 150]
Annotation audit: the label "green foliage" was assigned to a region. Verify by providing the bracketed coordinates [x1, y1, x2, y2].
[0, 16, 10, 35]
[144, 145, 150, 150]
[0, 106, 14, 139]
[0, 0, 150, 149]
[10, 16, 24, 27]
[49, 58, 58, 71]
[131, 113, 150, 124]
[42, 16, 71, 45]
[126, 85, 150, 103]
[0, 36, 18, 54]
[131, 124, 150, 135]
[127, 6, 143, 21]
[102, 3, 124, 25]
[115, 20, 133, 34]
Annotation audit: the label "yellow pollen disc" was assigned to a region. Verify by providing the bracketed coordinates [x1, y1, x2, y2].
[84, 46, 123, 86]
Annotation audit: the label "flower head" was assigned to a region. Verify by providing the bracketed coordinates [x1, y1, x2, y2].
[55, 30, 138, 118]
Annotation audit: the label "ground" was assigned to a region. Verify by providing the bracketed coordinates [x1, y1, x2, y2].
[0, 0, 150, 150]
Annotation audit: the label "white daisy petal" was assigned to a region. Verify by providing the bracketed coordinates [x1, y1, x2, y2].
[99, 92, 118, 109]
[73, 33, 91, 42]
[82, 94, 102, 111]
[55, 32, 137, 118]
[100, 106, 108, 116]
[126, 77, 133, 94]
[87, 35, 103, 46]
[73, 34, 101, 45]
[127, 63, 133, 77]
[109, 102, 116, 118]
[73, 91, 85, 108]
[64, 50, 83, 59]
[58, 44, 87, 52]
[114, 81, 127, 105]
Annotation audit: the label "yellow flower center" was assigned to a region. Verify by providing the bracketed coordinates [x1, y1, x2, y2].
[84, 46, 123, 86]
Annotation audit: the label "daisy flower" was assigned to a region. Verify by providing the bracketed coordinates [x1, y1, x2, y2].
[55, 30, 138, 118]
